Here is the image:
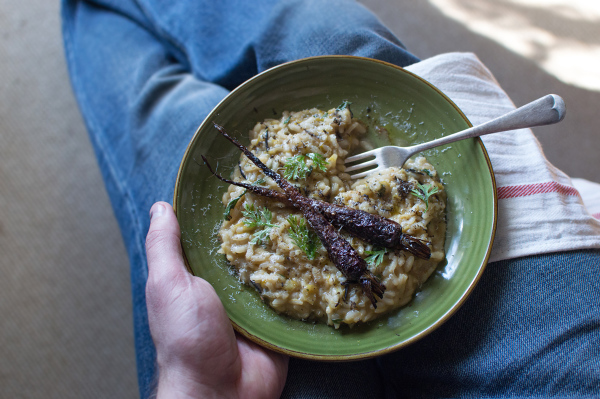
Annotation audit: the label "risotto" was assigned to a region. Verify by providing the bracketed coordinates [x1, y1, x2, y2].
[217, 106, 446, 327]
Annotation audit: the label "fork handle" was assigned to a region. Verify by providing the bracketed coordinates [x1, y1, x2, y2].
[408, 94, 566, 154]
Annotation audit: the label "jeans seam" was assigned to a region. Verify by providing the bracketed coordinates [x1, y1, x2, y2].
[61, 0, 148, 281]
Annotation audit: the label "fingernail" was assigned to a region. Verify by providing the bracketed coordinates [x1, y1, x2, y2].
[150, 203, 165, 221]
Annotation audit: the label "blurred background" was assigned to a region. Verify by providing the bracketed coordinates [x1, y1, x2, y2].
[1, 0, 598, 397]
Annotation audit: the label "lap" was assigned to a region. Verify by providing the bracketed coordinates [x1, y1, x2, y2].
[283, 250, 600, 398]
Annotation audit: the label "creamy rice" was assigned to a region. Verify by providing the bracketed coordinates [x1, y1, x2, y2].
[217, 106, 446, 327]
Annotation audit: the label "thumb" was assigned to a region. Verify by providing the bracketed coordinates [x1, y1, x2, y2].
[145, 201, 186, 283]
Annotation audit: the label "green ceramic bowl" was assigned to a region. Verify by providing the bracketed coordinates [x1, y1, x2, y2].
[174, 56, 497, 360]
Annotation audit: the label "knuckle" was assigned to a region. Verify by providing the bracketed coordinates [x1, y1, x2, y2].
[145, 228, 178, 254]
[145, 229, 167, 253]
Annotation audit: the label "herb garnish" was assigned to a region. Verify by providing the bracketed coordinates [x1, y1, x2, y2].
[283, 153, 328, 181]
[336, 100, 352, 110]
[242, 203, 277, 244]
[223, 178, 266, 220]
[410, 182, 439, 211]
[286, 215, 320, 259]
[223, 192, 244, 221]
[365, 248, 387, 267]
[249, 228, 272, 245]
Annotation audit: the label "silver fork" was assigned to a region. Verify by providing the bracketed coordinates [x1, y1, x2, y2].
[344, 94, 566, 179]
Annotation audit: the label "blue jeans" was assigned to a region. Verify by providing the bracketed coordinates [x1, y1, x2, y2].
[61, 1, 600, 397]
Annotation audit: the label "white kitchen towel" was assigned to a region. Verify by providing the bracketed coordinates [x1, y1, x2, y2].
[405, 52, 600, 262]
[572, 178, 600, 220]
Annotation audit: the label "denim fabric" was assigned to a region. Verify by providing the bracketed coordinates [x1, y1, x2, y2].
[61, 1, 600, 397]
[376, 250, 600, 398]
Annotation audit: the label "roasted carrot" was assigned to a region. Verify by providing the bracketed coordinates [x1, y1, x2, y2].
[202, 156, 431, 259]
[211, 123, 385, 307]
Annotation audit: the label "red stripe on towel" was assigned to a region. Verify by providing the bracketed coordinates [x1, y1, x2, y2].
[593, 213, 600, 220]
[498, 182, 580, 199]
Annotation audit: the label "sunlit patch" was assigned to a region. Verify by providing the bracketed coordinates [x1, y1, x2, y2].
[429, 0, 600, 91]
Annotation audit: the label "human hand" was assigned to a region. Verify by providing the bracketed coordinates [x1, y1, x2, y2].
[145, 202, 289, 399]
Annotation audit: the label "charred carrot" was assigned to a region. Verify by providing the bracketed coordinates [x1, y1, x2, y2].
[211, 123, 385, 307]
[202, 155, 431, 259]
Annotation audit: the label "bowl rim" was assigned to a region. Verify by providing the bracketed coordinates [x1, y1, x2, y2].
[173, 55, 498, 360]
